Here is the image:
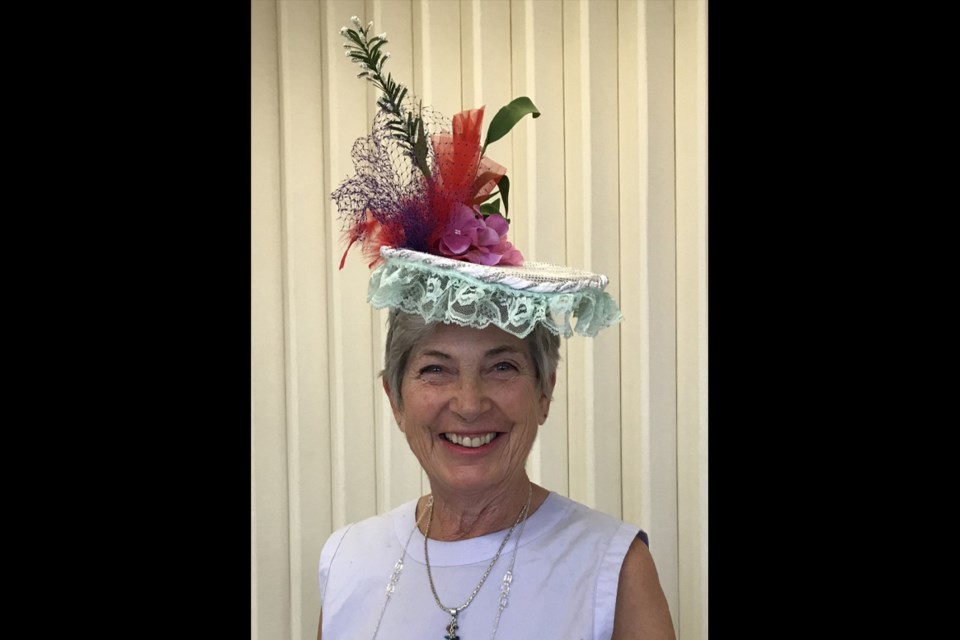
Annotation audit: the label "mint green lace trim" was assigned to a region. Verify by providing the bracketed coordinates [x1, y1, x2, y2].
[368, 257, 623, 338]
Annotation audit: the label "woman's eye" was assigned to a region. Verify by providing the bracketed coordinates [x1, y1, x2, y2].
[418, 365, 444, 375]
[493, 362, 518, 373]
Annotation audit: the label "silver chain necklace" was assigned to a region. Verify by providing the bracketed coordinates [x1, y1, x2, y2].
[370, 496, 433, 640]
[488, 488, 532, 639]
[424, 484, 533, 640]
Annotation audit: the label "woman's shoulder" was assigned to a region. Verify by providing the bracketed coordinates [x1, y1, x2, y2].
[548, 493, 640, 535]
[536, 492, 649, 555]
[323, 497, 419, 547]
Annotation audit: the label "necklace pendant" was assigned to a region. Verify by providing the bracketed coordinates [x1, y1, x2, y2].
[444, 611, 460, 640]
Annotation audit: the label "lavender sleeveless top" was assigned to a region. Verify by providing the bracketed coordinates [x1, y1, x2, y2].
[319, 492, 644, 639]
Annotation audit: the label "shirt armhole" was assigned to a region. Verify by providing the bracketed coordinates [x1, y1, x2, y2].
[636, 529, 649, 548]
[594, 522, 641, 639]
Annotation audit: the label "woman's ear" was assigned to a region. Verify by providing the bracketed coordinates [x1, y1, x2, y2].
[538, 371, 557, 425]
[382, 377, 404, 431]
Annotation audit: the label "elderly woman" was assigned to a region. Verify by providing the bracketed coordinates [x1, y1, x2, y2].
[319, 18, 676, 639]
[319, 306, 676, 639]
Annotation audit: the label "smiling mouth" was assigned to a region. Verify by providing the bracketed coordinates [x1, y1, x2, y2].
[442, 432, 500, 448]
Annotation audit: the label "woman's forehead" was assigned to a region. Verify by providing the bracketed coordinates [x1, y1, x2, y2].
[411, 323, 528, 357]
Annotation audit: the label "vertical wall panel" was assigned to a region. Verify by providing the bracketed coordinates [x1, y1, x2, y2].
[251, 1, 291, 639]
[320, 0, 379, 531]
[277, 1, 333, 637]
[617, 0, 650, 542]
[563, 0, 623, 517]
[252, 1, 704, 637]
[676, 1, 709, 638]
[618, 0, 680, 630]
[584, 0, 624, 520]
[562, 0, 589, 508]
[646, 0, 685, 629]
[461, 0, 513, 122]
[414, 0, 462, 111]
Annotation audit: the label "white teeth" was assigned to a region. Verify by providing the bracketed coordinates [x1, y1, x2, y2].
[443, 433, 496, 448]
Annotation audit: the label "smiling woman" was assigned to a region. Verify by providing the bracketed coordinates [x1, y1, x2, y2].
[315, 15, 676, 639]
[384, 316, 553, 503]
[254, 1, 708, 638]
[320, 312, 676, 639]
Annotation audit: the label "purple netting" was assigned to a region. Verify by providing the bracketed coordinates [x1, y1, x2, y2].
[331, 107, 450, 255]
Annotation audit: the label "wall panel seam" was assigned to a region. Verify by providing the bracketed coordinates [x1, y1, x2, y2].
[273, 1, 301, 636]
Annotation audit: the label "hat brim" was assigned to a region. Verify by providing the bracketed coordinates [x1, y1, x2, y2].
[368, 247, 623, 338]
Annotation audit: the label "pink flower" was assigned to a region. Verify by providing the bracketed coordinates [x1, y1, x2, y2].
[437, 204, 485, 256]
[437, 206, 524, 266]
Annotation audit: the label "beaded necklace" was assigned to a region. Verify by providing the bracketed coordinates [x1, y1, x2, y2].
[370, 486, 533, 640]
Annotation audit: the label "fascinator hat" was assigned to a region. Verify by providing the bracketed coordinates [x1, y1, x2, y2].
[332, 17, 622, 339]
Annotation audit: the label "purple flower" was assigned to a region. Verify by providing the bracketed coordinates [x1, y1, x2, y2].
[436, 206, 524, 266]
[437, 204, 485, 255]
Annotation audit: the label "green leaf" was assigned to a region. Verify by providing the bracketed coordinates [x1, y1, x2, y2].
[413, 117, 431, 178]
[498, 175, 510, 217]
[481, 97, 540, 157]
[479, 199, 501, 215]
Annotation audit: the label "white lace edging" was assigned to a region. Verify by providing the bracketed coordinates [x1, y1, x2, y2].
[367, 254, 623, 338]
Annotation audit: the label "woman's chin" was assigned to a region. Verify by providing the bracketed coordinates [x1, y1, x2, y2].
[430, 463, 526, 497]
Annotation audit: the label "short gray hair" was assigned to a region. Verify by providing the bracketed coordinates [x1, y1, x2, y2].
[382, 309, 560, 408]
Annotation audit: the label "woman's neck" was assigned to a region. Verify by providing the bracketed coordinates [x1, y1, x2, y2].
[419, 478, 546, 541]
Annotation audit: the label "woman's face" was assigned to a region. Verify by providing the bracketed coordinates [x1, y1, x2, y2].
[385, 323, 555, 497]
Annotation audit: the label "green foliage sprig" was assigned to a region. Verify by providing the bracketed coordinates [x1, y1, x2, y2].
[340, 17, 431, 178]
[339, 17, 541, 220]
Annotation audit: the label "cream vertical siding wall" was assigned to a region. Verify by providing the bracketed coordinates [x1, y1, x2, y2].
[251, 1, 707, 638]
[675, 1, 709, 638]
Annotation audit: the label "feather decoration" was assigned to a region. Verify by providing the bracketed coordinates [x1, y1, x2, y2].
[333, 17, 538, 269]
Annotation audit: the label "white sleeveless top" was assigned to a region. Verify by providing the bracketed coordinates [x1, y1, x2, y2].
[318, 492, 641, 639]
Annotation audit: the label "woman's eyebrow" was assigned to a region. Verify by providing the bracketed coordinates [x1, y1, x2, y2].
[484, 346, 524, 358]
[415, 349, 451, 360]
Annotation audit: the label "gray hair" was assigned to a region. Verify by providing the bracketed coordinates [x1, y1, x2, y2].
[382, 309, 560, 408]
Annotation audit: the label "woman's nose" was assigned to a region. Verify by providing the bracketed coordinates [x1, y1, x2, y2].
[449, 376, 490, 421]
